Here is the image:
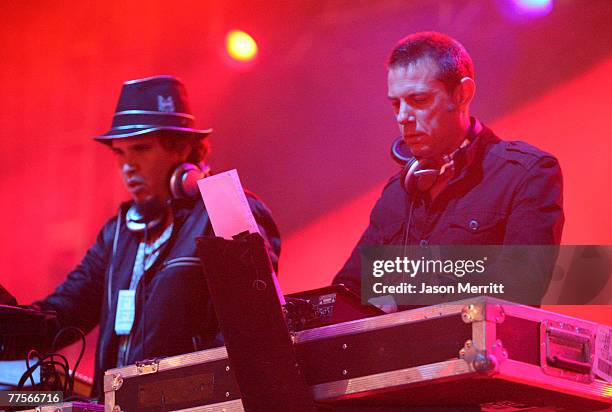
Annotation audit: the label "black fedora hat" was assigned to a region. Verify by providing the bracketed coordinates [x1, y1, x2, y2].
[95, 75, 212, 142]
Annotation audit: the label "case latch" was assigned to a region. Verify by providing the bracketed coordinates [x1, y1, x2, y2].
[540, 320, 595, 383]
[460, 339, 507, 373]
[136, 358, 160, 375]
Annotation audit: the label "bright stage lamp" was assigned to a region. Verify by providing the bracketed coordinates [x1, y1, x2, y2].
[226, 30, 258, 62]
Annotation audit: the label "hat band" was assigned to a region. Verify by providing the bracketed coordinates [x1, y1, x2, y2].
[112, 124, 174, 130]
[112, 112, 195, 129]
[115, 110, 195, 119]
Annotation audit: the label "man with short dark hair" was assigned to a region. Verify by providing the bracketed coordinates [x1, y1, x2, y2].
[333, 32, 563, 306]
[34, 75, 281, 397]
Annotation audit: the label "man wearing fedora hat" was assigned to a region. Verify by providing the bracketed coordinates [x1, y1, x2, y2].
[32, 75, 281, 397]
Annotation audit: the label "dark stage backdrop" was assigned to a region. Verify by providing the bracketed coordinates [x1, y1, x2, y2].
[2, 0, 611, 379]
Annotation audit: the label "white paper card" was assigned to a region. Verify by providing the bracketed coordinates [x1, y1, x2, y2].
[114, 289, 136, 335]
[197, 169, 284, 304]
[197, 169, 260, 239]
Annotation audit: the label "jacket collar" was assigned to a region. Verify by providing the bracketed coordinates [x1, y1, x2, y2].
[448, 117, 499, 185]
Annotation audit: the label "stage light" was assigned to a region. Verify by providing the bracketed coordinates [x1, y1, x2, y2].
[511, 0, 553, 17]
[226, 30, 258, 62]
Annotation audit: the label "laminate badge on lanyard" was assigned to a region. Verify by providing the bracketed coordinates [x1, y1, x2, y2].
[114, 289, 135, 335]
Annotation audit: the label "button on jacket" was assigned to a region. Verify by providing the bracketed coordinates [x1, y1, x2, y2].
[333, 122, 564, 302]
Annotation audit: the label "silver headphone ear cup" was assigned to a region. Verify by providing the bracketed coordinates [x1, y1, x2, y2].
[401, 158, 420, 194]
[180, 167, 205, 198]
[400, 158, 442, 194]
[413, 168, 439, 191]
[169, 165, 186, 199]
[169, 163, 209, 199]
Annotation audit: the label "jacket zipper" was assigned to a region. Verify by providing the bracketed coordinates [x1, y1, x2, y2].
[123, 257, 200, 365]
[160, 257, 201, 271]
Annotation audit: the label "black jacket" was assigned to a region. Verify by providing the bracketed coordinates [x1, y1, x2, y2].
[36, 195, 280, 397]
[334, 122, 564, 302]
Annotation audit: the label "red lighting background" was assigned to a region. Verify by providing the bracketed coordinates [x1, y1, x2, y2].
[1, 1, 611, 378]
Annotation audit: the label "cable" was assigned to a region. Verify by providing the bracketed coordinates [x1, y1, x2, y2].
[402, 196, 416, 256]
[25, 349, 39, 387]
[51, 326, 86, 395]
[17, 353, 69, 392]
[18, 327, 86, 397]
[107, 211, 122, 313]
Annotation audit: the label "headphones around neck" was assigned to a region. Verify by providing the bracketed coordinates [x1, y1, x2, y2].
[391, 135, 471, 195]
[125, 161, 211, 234]
[391, 138, 444, 194]
[399, 157, 442, 194]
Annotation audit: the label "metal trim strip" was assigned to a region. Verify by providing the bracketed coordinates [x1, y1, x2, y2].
[294, 301, 471, 343]
[104, 390, 115, 412]
[500, 304, 599, 330]
[104, 346, 229, 379]
[35, 403, 103, 412]
[310, 359, 472, 401]
[171, 399, 245, 412]
[472, 315, 487, 351]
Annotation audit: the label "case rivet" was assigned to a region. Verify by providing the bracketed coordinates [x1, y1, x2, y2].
[225, 365, 230, 372]
[111, 374, 123, 391]
[342, 343, 348, 350]
[112, 406, 121, 412]
[342, 369, 348, 376]
[225, 391, 230, 398]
